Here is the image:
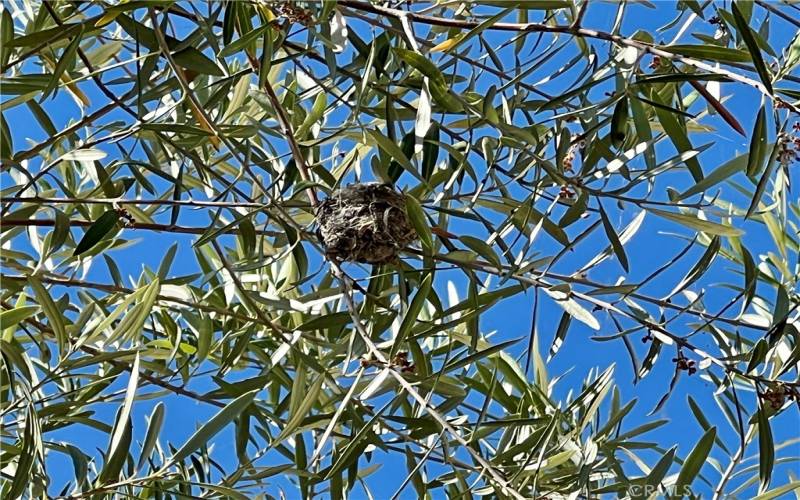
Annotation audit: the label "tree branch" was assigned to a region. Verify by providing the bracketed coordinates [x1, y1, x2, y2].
[1, 196, 272, 209]
[338, 0, 796, 112]
[0, 218, 281, 237]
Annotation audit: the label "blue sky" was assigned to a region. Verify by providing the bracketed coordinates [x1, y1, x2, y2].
[2, 0, 799, 498]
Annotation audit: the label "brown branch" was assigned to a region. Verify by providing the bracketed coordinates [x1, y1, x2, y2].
[338, 0, 796, 112]
[0, 219, 281, 237]
[754, 0, 800, 29]
[1, 196, 272, 209]
[260, 81, 320, 208]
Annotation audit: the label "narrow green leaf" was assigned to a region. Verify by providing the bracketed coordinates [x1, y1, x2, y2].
[668, 236, 720, 297]
[170, 389, 258, 464]
[731, 2, 773, 94]
[674, 427, 716, 497]
[758, 404, 774, 493]
[8, 406, 37, 499]
[747, 338, 769, 374]
[238, 219, 256, 257]
[0, 9, 14, 67]
[105, 278, 160, 345]
[41, 26, 84, 101]
[405, 195, 432, 251]
[679, 150, 749, 199]
[222, 0, 236, 45]
[0, 306, 40, 330]
[7, 22, 81, 48]
[73, 210, 120, 256]
[389, 131, 415, 184]
[647, 208, 743, 237]
[444, 338, 521, 373]
[687, 396, 730, 454]
[746, 106, 768, 177]
[559, 191, 588, 228]
[325, 397, 394, 479]
[234, 408, 251, 465]
[116, 15, 223, 76]
[742, 246, 757, 311]
[49, 209, 70, 255]
[393, 48, 445, 87]
[29, 277, 67, 355]
[273, 376, 323, 445]
[638, 339, 663, 379]
[368, 128, 421, 182]
[392, 272, 433, 356]
[598, 202, 629, 272]
[645, 446, 676, 492]
[547, 311, 571, 361]
[544, 287, 600, 330]
[783, 31, 800, 76]
[753, 481, 800, 500]
[459, 235, 500, 268]
[73, 286, 144, 348]
[157, 242, 178, 279]
[634, 73, 732, 85]
[98, 408, 132, 483]
[0, 113, 12, 160]
[629, 91, 656, 170]
[610, 97, 629, 149]
[663, 45, 752, 63]
[137, 402, 165, 471]
[746, 138, 781, 219]
[422, 122, 439, 181]
[219, 24, 269, 58]
[105, 255, 123, 288]
[394, 48, 461, 112]
[100, 353, 140, 483]
[194, 210, 258, 248]
[650, 96, 703, 181]
[295, 91, 328, 139]
[436, 8, 511, 54]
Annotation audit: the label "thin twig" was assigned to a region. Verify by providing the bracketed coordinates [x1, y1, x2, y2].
[260, 81, 320, 208]
[337, 0, 796, 111]
[329, 261, 526, 499]
[0, 219, 282, 237]
[1, 196, 271, 209]
[754, 0, 800, 29]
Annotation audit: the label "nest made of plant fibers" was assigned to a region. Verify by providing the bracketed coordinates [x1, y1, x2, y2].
[315, 183, 418, 264]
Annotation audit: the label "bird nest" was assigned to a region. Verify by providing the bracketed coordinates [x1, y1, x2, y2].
[316, 183, 418, 264]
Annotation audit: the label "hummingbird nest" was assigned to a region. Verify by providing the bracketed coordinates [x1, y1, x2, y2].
[316, 183, 418, 264]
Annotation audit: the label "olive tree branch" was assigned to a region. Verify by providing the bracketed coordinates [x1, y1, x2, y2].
[338, 0, 796, 112]
[0, 218, 282, 237]
[329, 260, 527, 499]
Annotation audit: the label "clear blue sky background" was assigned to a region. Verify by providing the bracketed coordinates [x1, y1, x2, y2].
[3, 1, 799, 498]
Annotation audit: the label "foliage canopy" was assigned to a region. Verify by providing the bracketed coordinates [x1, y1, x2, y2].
[1, 0, 799, 498]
